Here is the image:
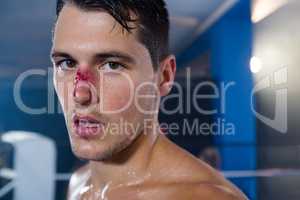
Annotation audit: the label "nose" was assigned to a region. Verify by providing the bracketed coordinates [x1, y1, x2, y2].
[73, 81, 92, 106]
[73, 69, 98, 106]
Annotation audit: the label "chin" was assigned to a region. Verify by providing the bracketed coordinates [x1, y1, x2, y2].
[74, 151, 111, 162]
[71, 144, 110, 161]
[70, 136, 133, 162]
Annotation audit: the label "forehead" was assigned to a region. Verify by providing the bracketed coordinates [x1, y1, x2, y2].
[53, 5, 147, 58]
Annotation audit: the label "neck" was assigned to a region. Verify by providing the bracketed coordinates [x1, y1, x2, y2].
[88, 120, 162, 187]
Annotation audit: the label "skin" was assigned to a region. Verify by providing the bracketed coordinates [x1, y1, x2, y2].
[51, 4, 248, 200]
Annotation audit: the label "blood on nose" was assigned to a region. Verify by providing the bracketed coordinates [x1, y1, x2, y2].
[75, 69, 90, 82]
[73, 69, 92, 105]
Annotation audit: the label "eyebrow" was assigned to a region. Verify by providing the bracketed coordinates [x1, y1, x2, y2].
[51, 50, 136, 64]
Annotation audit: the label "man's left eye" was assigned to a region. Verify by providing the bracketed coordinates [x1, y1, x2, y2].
[100, 62, 125, 71]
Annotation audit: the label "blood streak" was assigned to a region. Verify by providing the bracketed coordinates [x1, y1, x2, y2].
[75, 69, 92, 84]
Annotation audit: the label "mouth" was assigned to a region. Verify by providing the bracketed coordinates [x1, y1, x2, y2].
[72, 113, 104, 139]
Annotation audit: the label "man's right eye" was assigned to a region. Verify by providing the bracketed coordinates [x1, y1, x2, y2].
[56, 59, 76, 71]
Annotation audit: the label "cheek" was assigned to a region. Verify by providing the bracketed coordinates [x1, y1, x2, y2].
[135, 81, 160, 113]
[101, 76, 134, 112]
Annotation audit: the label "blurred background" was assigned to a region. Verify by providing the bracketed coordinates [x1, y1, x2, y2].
[0, 0, 300, 199]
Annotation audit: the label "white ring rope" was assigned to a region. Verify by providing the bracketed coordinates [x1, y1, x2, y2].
[0, 181, 15, 198]
[223, 168, 300, 178]
[0, 168, 16, 180]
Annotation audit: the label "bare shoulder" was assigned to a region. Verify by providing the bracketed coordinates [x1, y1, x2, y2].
[190, 183, 248, 200]
[67, 164, 90, 200]
[171, 182, 248, 200]
[170, 157, 247, 199]
[132, 182, 248, 200]
[153, 136, 248, 199]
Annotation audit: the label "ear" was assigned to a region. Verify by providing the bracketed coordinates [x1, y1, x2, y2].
[158, 55, 177, 97]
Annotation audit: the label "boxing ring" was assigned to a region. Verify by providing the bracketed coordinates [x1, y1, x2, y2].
[1, 131, 300, 199]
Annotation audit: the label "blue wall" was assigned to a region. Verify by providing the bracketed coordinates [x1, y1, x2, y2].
[177, 1, 257, 199]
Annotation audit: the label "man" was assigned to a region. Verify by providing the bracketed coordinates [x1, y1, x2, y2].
[51, 0, 248, 199]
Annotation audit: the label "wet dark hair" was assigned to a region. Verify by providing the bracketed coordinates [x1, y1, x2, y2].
[56, 0, 170, 69]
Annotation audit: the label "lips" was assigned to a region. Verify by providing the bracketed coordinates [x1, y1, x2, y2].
[72, 114, 104, 139]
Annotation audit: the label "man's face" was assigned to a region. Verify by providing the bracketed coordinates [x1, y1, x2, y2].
[51, 5, 161, 161]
